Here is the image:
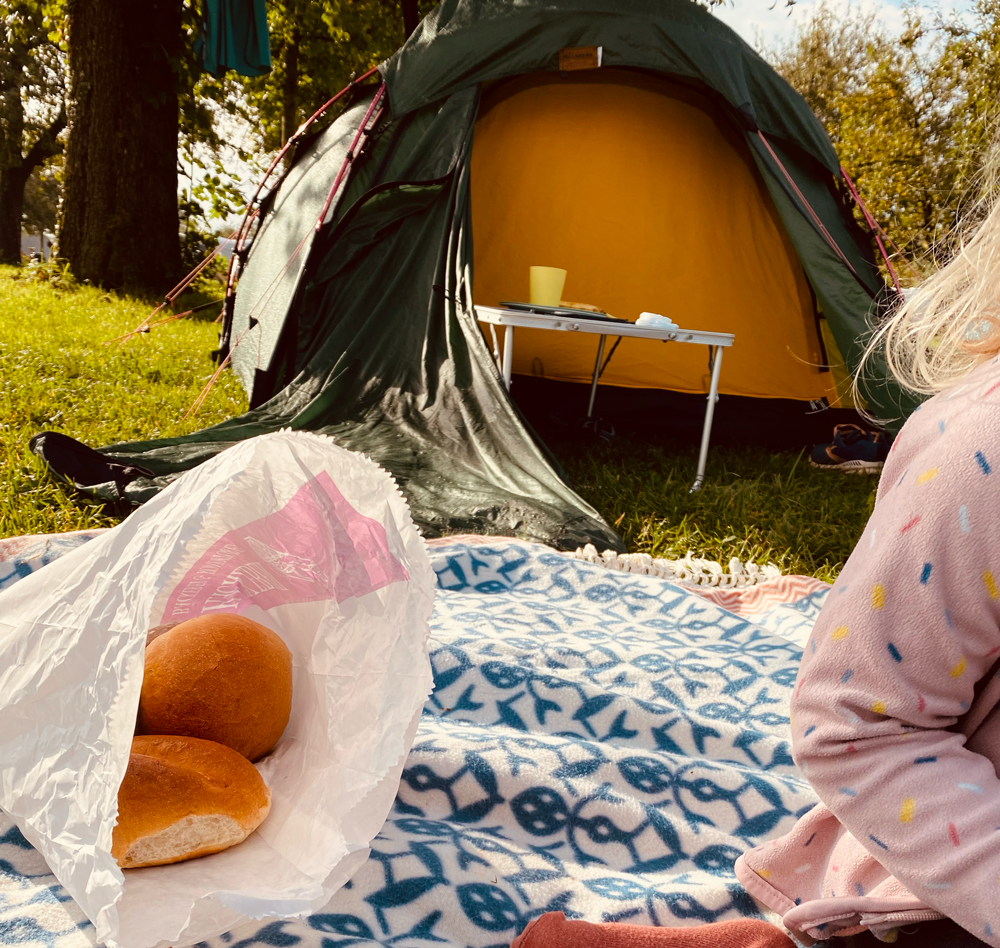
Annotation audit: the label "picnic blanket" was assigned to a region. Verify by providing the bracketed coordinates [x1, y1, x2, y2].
[0, 532, 830, 948]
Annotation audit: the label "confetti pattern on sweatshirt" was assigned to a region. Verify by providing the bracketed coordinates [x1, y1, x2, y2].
[872, 585, 886, 610]
[736, 356, 1000, 947]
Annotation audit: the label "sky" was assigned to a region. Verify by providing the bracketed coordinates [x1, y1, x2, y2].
[710, 0, 966, 52]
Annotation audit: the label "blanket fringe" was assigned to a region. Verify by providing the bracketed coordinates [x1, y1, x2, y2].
[571, 544, 782, 589]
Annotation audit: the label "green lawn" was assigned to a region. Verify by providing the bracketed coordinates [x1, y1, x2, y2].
[556, 438, 875, 583]
[0, 264, 876, 579]
[0, 264, 246, 537]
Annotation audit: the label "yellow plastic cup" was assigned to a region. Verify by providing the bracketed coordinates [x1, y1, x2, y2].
[529, 266, 567, 307]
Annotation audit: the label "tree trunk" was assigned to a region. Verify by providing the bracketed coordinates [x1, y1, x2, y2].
[0, 167, 29, 264]
[0, 111, 65, 265]
[59, 0, 182, 295]
[403, 0, 419, 38]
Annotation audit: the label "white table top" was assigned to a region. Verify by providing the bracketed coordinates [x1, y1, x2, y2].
[474, 306, 734, 347]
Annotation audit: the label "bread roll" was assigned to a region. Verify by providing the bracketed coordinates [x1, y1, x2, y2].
[113, 735, 270, 869]
[558, 300, 607, 314]
[145, 622, 181, 647]
[138, 614, 292, 761]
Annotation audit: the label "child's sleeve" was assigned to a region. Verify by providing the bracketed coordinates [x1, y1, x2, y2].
[793, 409, 1000, 942]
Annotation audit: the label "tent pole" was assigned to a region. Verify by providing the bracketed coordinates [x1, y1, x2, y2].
[587, 335, 607, 417]
[756, 132, 870, 296]
[691, 345, 723, 492]
[840, 166, 903, 297]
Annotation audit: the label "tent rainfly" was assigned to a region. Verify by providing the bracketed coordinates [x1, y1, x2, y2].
[68, 0, 899, 551]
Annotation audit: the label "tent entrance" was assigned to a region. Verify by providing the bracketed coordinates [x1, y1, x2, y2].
[470, 69, 833, 402]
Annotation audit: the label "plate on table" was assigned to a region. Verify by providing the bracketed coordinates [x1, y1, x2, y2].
[499, 301, 631, 324]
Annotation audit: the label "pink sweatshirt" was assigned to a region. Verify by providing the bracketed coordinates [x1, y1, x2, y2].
[735, 355, 1000, 946]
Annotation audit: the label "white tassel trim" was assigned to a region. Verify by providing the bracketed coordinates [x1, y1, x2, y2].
[570, 544, 781, 589]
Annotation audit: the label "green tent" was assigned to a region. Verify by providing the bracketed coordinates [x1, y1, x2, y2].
[85, 0, 898, 551]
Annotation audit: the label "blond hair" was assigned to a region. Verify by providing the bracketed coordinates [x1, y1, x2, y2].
[857, 164, 1000, 399]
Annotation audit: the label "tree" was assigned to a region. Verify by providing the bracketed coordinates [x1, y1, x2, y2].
[0, 2, 66, 264]
[937, 0, 1000, 216]
[22, 161, 60, 253]
[55, 0, 427, 293]
[222, 0, 438, 154]
[58, 0, 183, 295]
[767, 0, 1000, 266]
[402, 0, 418, 37]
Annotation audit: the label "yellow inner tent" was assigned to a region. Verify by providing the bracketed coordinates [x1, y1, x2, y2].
[470, 69, 832, 401]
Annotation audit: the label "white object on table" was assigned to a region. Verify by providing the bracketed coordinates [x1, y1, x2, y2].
[475, 305, 735, 492]
[636, 312, 679, 329]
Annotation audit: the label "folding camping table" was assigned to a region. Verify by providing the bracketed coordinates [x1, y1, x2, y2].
[475, 305, 735, 491]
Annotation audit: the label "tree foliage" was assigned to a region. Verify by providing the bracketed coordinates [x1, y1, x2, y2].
[768, 0, 1000, 270]
[0, 0, 66, 262]
[171, 0, 436, 262]
[22, 163, 59, 241]
[57, 0, 183, 294]
[206, 0, 436, 153]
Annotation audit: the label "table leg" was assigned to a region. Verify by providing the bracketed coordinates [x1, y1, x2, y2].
[691, 346, 724, 492]
[489, 323, 501, 370]
[587, 334, 607, 418]
[502, 325, 514, 390]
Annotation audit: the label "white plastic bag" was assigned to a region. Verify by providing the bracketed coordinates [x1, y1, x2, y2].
[0, 431, 435, 948]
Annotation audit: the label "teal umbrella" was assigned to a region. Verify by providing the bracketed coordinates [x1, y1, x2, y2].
[196, 0, 271, 78]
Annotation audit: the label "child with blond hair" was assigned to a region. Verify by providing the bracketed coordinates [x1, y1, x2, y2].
[506, 169, 1000, 948]
[734, 172, 1000, 947]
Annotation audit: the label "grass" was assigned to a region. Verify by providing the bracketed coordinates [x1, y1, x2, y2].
[0, 264, 877, 580]
[554, 437, 876, 583]
[0, 264, 247, 538]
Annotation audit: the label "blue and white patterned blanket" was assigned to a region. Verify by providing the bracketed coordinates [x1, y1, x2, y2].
[0, 534, 829, 948]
